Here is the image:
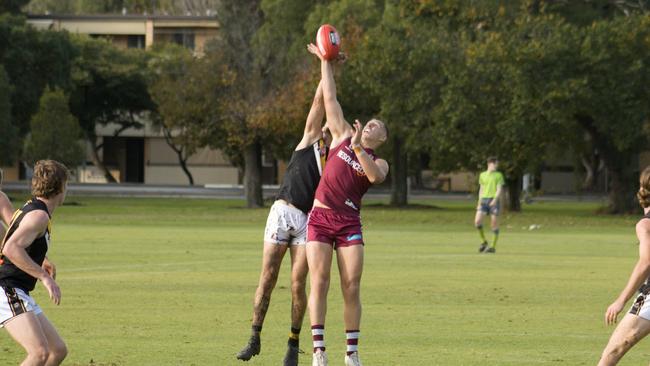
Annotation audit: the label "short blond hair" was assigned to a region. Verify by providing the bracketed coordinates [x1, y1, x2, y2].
[31, 160, 69, 199]
[638, 166, 650, 208]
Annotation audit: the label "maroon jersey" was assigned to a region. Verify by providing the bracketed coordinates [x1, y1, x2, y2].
[314, 137, 376, 215]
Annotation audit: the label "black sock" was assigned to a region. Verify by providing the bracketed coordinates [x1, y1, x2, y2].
[288, 327, 300, 347]
[252, 325, 262, 337]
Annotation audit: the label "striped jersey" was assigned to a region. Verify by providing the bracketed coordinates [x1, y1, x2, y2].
[0, 199, 51, 292]
[314, 137, 376, 216]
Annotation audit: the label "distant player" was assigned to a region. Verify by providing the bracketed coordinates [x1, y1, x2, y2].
[598, 166, 650, 365]
[475, 157, 504, 253]
[0, 160, 68, 366]
[0, 168, 15, 238]
[236, 81, 331, 366]
[306, 43, 389, 366]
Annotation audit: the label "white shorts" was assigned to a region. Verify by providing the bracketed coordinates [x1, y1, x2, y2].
[0, 287, 42, 327]
[264, 201, 309, 246]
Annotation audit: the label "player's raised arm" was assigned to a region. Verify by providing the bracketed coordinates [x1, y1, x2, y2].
[0, 191, 13, 226]
[296, 81, 325, 150]
[307, 43, 353, 144]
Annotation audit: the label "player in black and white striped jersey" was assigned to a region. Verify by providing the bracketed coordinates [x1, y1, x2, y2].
[0, 160, 68, 366]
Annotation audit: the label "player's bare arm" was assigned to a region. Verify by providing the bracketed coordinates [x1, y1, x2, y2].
[605, 220, 650, 325]
[350, 120, 388, 184]
[296, 81, 325, 150]
[306, 43, 353, 145]
[2, 210, 60, 304]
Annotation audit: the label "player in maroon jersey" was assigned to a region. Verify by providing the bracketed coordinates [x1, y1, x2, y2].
[305, 43, 389, 366]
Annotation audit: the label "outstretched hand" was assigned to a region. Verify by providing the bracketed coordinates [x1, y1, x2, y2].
[352, 120, 363, 147]
[307, 43, 325, 61]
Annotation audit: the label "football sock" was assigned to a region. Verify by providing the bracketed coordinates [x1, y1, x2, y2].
[346, 329, 359, 356]
[312, 325, 325, 353]
[491, 229, 499, 248]
[251, 325, 262, 337]
[288, 327, 300, 347]
[476, 225, 487, 242]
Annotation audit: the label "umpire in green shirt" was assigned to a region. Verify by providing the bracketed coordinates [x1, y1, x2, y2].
[475, 157, 505, 253]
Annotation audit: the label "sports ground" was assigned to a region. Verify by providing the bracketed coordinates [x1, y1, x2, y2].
[0, 196, 646, 365]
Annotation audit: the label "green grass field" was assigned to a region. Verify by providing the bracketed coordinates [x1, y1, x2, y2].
[0, 196, 648, 365]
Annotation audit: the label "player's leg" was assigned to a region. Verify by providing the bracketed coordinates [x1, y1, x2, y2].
[486, 212, 499, 253]
[237, 242, 289, 360]
[4, 312, 51, 366]
[306, 240, 333, 364]
[336, 245, 364, 366]
[475, 206, 488, 252]
[598, 313, 650, 365]
[283, 243, 309, 366]
[36, 314, 67, 366]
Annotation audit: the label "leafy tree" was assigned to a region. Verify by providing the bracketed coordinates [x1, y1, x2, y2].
[0, 14, 76, 138]
[23, 87, 84, 168]
[68, 35, 154, 182]
[0, 66, 18, 166]
[0, 0, 30, 14]
[204, 0, 316, 208]
[147, 43, 232, 185]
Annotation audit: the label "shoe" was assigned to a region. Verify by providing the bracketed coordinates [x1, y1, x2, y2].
[478, 241, 488, 253]
[236, 334, 260, 361]
[485, 247, 495, 253]
[283, 344, 303, 366]
[345, 352, 362, 366]
[312, 349, 328, 366]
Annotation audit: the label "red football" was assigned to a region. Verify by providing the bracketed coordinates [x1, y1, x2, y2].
[316, 24, 341, 61]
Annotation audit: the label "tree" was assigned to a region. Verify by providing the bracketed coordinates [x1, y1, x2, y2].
[68, 35, 154, 182]
[0, 0, 30, 14]
[0, 66, 18, 166]
[147, 43, 232, 185]
[23, 87, 85, 168]
[0, 14, 76, 138]
[204, 0, 316, 208]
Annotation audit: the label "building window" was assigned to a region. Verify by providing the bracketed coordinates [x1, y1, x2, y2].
[127, 35, 145, 49]
[172, 31, 195, 50]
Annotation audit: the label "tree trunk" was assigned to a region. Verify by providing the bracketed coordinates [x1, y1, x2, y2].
[390, 135, 408, 206]
[576, 114, 638, 213]
[88, 136, 117, 183]
[243, 140, 263, 208]
[605, 162, 638, 214]
[177, 154, 194, 185]
[505, 175, 522, 212]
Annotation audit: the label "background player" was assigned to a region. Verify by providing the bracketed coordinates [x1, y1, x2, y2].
[475, 157, 505, 253]
[306, 43, 389, 366]
[598, 166, 650, 365]
[236, 81, 332, 366]
[0, 160, 68, 366]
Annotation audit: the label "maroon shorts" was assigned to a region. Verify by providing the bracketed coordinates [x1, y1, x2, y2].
[307, 207, 364, 248]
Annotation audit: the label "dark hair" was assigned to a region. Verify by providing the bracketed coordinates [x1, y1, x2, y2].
[638, 166, 650, 208]
[487, 157, 498, 164]
[31, 160, 69, 199]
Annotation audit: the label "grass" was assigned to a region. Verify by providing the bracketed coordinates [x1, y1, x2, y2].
[0, 196, 648, 365]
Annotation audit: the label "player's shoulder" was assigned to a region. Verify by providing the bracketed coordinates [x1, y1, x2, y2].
[21, 209, 50, 228]
[637, 216, 650, 234]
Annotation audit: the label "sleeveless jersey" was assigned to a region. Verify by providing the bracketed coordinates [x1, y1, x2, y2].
[277, 139, 328, 214]
[0, 199, 51, 292]
[314, 137, 376, 216]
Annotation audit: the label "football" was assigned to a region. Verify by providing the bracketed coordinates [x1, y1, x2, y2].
[316, 24, 341, 61]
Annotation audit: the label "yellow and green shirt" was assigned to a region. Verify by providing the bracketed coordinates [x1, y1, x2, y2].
[479, 171, 505, 198]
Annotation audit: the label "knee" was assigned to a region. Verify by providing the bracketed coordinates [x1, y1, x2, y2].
[260, 269, 280, 291]
[311, 273, 330, 294]
[28, 346, 50, 365]
[50, 342, 68, 363]
[341, 278, 361, 298]
[291, 278, 307, 296]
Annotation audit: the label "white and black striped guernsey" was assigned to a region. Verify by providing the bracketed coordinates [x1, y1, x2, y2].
[277, 139, 328, 214]
[0, 199, 51, 292]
